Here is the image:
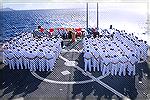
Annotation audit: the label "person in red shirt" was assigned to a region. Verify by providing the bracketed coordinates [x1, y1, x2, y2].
[37, 26, 44, 33]
[75, 28, 82, 38]
[48, 28, 54, 37]
[40, 27, 44, 33]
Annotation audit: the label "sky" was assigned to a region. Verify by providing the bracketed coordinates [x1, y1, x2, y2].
[2, 3, 86, 10]
[1, 0, 149, 10]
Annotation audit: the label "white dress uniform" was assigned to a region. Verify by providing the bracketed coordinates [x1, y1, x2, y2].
[97, 48, 103, 70]
[21, 48, 27, 69]
[45, 51, 54, 71]
[127, 54, 138, 76]
[49, 50, 56, 69]
[141, 41, 148, 61]
[14, 49, 23, 69]
[28, 51, 36, 71]
[23, 49, 30, 69]
[135, 45, 141, 62]
[6, 51, 15, 70]
[102, 57, 110, 76]
[51, 46, 58, 61]
[32, 49, 38, 71]
[100, 50, 107, 72]
[18, 38, 24, 45]
[91, 49, 100, 71]
[3, 47, 11, 65]
[111, 55, 119, 75]
[37, 49, 45, 71]
[83, 50, 92, 71]
[11, 47, 18, 68]
[56, 38, 62, 53]
[119, 55, 128, 76]
[54, 41, 61, 55]
[33, 47, 39, 70]
[137, 42, 143, 61]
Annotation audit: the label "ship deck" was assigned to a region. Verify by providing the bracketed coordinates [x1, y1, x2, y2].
[0, 38, 150, 100]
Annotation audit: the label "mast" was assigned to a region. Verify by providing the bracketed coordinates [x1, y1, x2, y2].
[97, 2, 99, 29]
[86, 3, 88, 30]
[146, 0, 150, 46]
[147, 0, 150, 34]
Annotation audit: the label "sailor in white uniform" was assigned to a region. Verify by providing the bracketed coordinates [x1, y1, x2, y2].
[23, 48, 30, 70]
[51, 45, 57, 61]
[134, 44, 141, 62]
[91, 48, 100, 71]
[111, 55, 119, 75]
[127, 54, 138, 76]
[14, 49, 23, 69]
[33, 47, 39, 70]
[45, 51, 54, 71]
[49, 50, 56, 70]
[83, 50, 92, 71]
[101, 56, 111, 76]
[37, 49, 45, 71]
[54, 40, 61, 56]
[11, 47, 18, 69]
[119, 54, 128, 76]
[21, 48, 27, 69]
[32, 49, 38, 71]
[6, 51, 15, 70]
[97, 48, 103, 70]
[3, 46, 10, 65]
[27, 51, 34, 71]
[142, 41, 148, 62]
[100, 50, 107, 72]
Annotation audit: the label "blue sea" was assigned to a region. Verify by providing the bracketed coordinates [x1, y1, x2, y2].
[0, 8, 147, 43]
[0, 9, 87, 43]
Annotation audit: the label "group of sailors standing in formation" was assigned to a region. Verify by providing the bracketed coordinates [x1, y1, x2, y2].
[2, 26, 148, 76]
[83, 29, 148, 76]
[3, 32, 62, 71]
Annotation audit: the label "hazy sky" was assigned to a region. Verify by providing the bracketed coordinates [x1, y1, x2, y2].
[2, 2, 148, 15]
[1, 0, 148, 3]
[2, 3, 86, 10]
[1, 0, 149, 10]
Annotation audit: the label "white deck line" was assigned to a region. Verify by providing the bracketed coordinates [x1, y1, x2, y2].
[74, 65, 130, 99]
[59, 55, 69, 62]
[31, 65, 108, 85]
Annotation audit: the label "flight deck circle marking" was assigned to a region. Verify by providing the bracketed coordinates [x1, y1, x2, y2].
[31, 71, 106, 85]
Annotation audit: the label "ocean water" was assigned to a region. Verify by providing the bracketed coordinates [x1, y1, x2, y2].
[0, 9, 86, 43]
[0, 8, 147, 43]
